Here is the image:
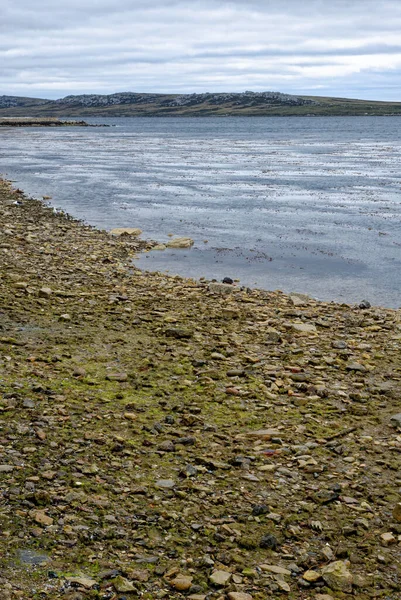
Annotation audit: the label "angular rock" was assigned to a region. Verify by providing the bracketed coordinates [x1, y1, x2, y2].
[166, 237, 194, 248]
[210, 570, 231, 586]
[170, 576, 193, 591]
[393, 503, 401, 523]
[321, 561, 353, 592]
[110, 228, 142, 237]
[292, 322, 317, 334]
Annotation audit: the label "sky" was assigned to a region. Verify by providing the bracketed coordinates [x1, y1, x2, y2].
[2, 0, 401, 101]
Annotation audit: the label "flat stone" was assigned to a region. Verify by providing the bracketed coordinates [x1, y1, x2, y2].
[29, 510, 53, 526]
[106, 372, 128, 382]
[170, 576, 193, 591]
[321, 561, 353, 593]
[67, 576, 98, 589]
[228, 593, 254, 600]
[110, 228, 142, 237]
[244, 428, 281, 440]
[290, 294, 309, 306]
[208, 282, 236, 296]
[346, 362, 366, 372]
[210, 570, 232, 586]
[166, 237, 194, 248]
[276, 579, 291, 592]
[0, 465, 14, 473]
[292, 323, 317, 334]
[155, 479, 175, 489]
[260, 565, 291, 576]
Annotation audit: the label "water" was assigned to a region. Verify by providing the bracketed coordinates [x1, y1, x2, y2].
[0, 116, 400, 307]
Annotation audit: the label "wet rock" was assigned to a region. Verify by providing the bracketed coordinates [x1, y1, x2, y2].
[110, 228, 142, 237]
[166, 237, 194, 248]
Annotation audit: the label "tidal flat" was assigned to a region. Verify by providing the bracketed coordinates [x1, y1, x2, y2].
[1, 116, 400, 308]
[0, 178, 401, 599]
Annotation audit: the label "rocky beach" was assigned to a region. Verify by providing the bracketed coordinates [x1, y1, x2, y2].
[0, 178, 401, 599]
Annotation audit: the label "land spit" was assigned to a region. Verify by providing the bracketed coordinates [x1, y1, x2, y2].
[0, 178, 400, 599]
[0, 118, 92, 127]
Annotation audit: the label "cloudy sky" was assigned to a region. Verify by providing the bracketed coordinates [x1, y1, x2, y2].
[2, 0, 401, 100]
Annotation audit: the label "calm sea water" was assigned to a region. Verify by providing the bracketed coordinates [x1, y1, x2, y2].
[1, 116, 400, 307]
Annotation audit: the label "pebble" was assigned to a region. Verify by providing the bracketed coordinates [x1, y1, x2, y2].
[227, 593, 253, 600]
[170, 576, 193, 591]
[303, 570, 321, 582]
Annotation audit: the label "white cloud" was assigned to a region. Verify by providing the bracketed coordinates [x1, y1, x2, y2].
[1, 0, 401, 100]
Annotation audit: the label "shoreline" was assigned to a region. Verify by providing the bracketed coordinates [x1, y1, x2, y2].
[0, 117, 104, 127]
[1, 178, 401, 599]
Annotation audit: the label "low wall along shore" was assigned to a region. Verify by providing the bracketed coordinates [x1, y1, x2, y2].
[0, 177, 401, 599]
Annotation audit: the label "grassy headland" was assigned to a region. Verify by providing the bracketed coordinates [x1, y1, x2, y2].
[0, 179, 400, 599]
[0, 91, 401, 117]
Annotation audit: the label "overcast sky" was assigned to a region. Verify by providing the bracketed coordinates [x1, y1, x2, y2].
[2, 0, 401, 100]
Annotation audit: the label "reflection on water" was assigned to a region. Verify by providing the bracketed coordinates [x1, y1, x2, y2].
[0, 116, 400, 307]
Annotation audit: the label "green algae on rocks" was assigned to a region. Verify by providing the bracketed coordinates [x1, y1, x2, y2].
[0, 178, 401, 599]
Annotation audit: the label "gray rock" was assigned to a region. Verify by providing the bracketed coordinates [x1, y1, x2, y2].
[0, 465, 14, 473]
[390, 414, 401, 428]
[155, 479, 175, 489]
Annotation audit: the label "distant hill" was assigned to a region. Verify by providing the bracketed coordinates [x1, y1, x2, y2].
[0, 91, 401, 117]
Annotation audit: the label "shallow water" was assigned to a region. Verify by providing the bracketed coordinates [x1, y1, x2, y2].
[0, 116, 400, 307]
